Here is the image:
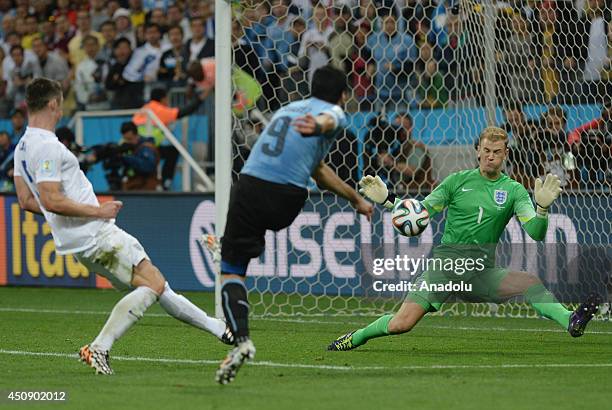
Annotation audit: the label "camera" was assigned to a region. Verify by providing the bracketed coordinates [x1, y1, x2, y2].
[79, 143, 135, 190]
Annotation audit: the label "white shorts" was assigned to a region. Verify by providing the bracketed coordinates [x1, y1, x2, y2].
[76, 224, 150, 290]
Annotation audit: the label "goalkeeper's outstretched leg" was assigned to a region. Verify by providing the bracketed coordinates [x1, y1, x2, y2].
[328, 302, 426, 351]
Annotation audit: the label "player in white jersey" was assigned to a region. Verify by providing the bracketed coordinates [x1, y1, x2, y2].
[13, 78, 233, 375]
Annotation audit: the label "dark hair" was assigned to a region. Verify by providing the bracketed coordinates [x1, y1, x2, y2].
[120, 121, 138, 134]
[82, 34, 99, 45]
[167, 24, 183, 36]
[100, 20, 116, 30]
[150, 87, 167, 102]
[9, 44, 24, 55]
[25, 77, 63, 113]
[113, 37, 131, 49]
[310, 65, 348, 104]
[145, 22, 161, 33]
[190, 16, 204, 26]
[55, 126, 75, 144]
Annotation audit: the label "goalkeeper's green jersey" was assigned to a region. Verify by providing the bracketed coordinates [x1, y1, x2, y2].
[421, 168, 548, 261]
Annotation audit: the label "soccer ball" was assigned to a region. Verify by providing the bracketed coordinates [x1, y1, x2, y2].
[391, 199, 429, 237]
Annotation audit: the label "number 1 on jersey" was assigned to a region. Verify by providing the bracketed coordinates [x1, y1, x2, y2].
[477, 206, 484, 224]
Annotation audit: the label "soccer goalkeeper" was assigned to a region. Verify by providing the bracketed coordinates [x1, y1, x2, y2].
[328, 126, 601, 351]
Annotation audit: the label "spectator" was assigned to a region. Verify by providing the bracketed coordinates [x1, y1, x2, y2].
[0, 79, 11, 118]
[167, 4, 191, 40]
[68, 11, 105, 67]
[132, 87, 205, 190]
[75, 35, 109, 110]
[113, 8, 136, 48]
[2, 33, 38, 78]
[553, 0, 589, 103]
[535, 107, 579, 189]
[105, 37, 142, 108]
[270, 15, 308, 102]
[7, 44, 40, 107]
[158, 25, 188, 88]
[348, 21, 375, 110]
[184, 16, 214, 63]
[498, 13, 542, 104]
[122, 22, 163, 91]
[0, 14, 15, 41]
[52, 14, 75, 58]
[31, 37, 69, 92]
[582, 0, 609, 102]
[232, 18, 259, 79]
[0, 130, 15, 191]
[538, 0, 559, 102]
[568, 101, 611, 188]
[299, 3, 333, 82]
[21, 15, 40, 50]
[107, 1, 121, 22]
[265, 0, 294, 78]
[54, 0, 77, 26]
[388, 112, 435, 191]
[98, 20, 118, 63]
[9, 107, 26, 140]
[40, 18, 56, 51]
[90, 0, 109, 31]
[149, 8, 168, 35]
[416, 58, 448, 108]
[501, 101, 539, 188]
[367, 11, 416, 110]
[129, 0, 146, 28]
[119, 121, 159, 191]
[329, 6, 354, 73]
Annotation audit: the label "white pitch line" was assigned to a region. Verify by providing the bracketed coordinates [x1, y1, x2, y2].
[2, 349, 612, 372]
[1, 307, 612, 335]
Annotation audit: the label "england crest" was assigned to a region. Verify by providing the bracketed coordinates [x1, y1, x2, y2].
[494, 190, 507, 205]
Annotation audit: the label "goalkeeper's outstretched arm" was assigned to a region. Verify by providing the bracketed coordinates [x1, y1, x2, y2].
[312, 162, 373, 220]
[516, 174, 562, 241]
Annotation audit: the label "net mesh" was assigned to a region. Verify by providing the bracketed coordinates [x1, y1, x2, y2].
[226, 0, 611, 318]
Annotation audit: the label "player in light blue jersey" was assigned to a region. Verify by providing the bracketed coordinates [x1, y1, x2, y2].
[213, 66, 373, 384]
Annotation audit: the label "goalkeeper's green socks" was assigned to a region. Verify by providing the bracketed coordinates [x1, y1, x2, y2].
[524, 284, 572, 329]
[352, 314, 393, 346]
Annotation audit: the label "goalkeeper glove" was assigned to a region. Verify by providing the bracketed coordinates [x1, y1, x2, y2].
[358, 175, 396, 209]
[534, 173, 562, 216]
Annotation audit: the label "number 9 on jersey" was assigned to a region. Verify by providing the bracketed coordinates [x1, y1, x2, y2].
[391, 199, 430, 237]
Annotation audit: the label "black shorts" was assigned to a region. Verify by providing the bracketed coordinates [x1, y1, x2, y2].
[221, 174, 308, 267]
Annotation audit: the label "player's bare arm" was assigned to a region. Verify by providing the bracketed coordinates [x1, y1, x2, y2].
[37, 181, 123, 219]
[14, 176, 42, 215]
[311, 161, 373, 220]
[293, 113, 336, 135]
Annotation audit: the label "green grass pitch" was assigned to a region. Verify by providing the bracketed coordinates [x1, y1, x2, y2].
[1, 287, 611, 410]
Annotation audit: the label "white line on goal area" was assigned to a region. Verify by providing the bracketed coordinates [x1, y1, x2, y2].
[1, 306, 612, 335]
[1, 349, 612, 372]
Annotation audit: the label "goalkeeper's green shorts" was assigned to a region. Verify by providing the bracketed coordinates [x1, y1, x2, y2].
[406, 267, 510, 312]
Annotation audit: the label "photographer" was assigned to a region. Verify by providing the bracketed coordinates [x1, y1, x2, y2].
[83, 122, 159, 191]
[117, 121, 159, 191]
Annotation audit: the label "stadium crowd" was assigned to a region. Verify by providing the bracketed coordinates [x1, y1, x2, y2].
[0, 0, 608, 192]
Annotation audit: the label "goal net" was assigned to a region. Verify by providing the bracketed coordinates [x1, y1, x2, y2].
[220, 0, 611, 318]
